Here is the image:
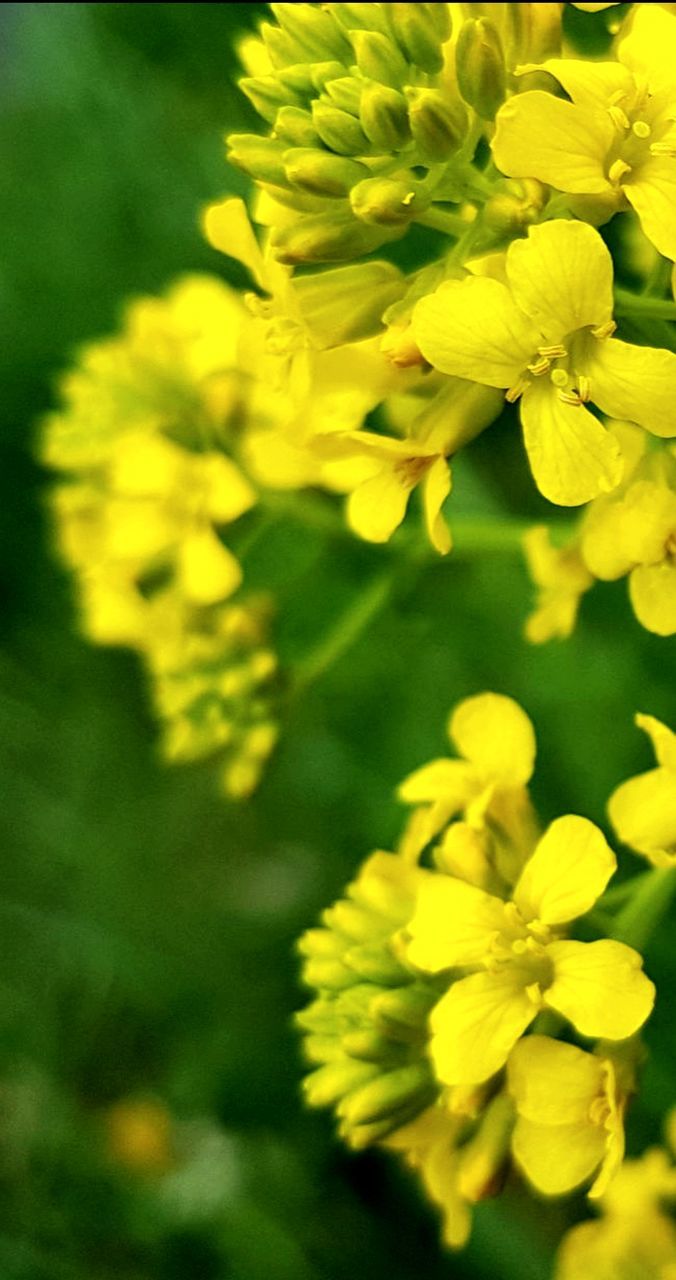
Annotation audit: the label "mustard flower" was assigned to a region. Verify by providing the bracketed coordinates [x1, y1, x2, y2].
[407, 814, 655, 1085]
[608, 713, 676, 867]
[508, 1036, 626, 1198]
[412, 219, 676, 505]
[398, 691, 537, 861]
[492, 5, 676, 260]
[522, 525, 594, 643]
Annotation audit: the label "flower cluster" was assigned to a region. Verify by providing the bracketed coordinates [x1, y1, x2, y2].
[297, 692, 660, 1248]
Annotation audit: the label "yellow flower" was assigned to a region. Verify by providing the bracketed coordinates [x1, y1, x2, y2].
[608, 712, 676, 866]
[413, 219, 676, 505]
[492, 5, 676, 260]
[581, 451, 676, 636]
[398, 691, 537, 861]
[508, 1036, 626, 1198]
[523, 525, 594, 643]
[407, 814, 655, 1085]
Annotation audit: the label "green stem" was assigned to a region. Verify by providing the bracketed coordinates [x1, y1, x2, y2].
[642, 254, 672, 297]
[598, 871, 652, 909]
[293, 570, 394, 689]
[614, 289, 676, 321]
[609, 864, 676, 951]
[415, 207, 470, 237]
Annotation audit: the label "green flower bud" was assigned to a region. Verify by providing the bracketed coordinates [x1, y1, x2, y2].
[341, 1027, 405, 1062]
[293, 260, 405, 348]
[276, 63, 318, 95]
[310, 60, 348, 92]
[406, 87, 468, 161]
[343, 940, 410, 986]
[311, 101, 370, 155]
[270, 3, 352, 63]
[227, 134, 290, 187]
[284, 147, 368, 197]
[385, 3, 447, 74]
[337, 1062, 435, 1127]
[328, 3, 392, 36]
[274, 105, 321, 147]
[322, 75, 364, 117]
[260, 21, 305, 70]
[239, 75, 302, 124]
[359, 81, 411, 151]
[455, 17, 506, 120]
[371, 982, 438, 1032]
[303, 1057, 380, 1107]
[351, 176, 427, 227]
[352, 28, 409, 89]
[271, 211, 403, 264]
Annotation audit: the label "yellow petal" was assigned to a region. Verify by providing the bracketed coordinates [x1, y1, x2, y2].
[521, 58, 634, 113]
[521, 377, 623, 506]
[412, 277, 538, 389]
[492, 92, 614, 195]
[583, 337, 676, 439]
[407, 875, 514, 971]
[430, 970, 536, 1086]
[201, 196, 268, 289]
[105, 499, 172, 560]
[508, 1036, 602, 1125]
[512, 1117, 605, 1196]
[423, 457, 452, 555]
[630, 560, 676, 636]
[200, 454, 256, 522]
[545, 939, 656, 1039]
[506, 221, 614, 341]
[636, 712, 676, 771]
[618, 3, 676, 95]
[588, 1066, 625, 1200]
[347, 467, 411, 544]
[608, 768, 676, 864]
[513, 815, 616, 925]
[110, 434, 182, 497]
[178, 529, 242, 604]
[398, 758, 477, 806]
[625, 158, 676, 263]
[449, 692, 536, 787]
[581, 497, 635, 580]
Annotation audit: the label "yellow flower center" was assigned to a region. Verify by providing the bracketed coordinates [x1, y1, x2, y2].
[605, 84, 676, 181]
[484, 902, 555, 995]
[393, 454, 436, 488]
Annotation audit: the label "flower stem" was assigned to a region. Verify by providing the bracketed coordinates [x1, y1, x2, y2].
[609, 864, 676, 952]
[415, 207, 471, 237]
[293, 569, 394, 689]
[614, 289, 676, 321]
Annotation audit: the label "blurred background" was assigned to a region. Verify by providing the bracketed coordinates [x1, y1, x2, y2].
[1, 4, 674, 1277]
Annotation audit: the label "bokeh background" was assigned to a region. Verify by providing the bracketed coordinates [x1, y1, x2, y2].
[1, 4, 674, 1277]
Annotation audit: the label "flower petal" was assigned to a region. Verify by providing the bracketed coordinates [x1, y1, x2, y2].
[508, 1035, 602, 1125]
[422, 457, 452, 555]
[449, 692, 536, 788]
[513, 815, 616, 925]
[512, 1117, 606, 1196]
[545, 939, 656, 1039]
[202, 197, 268, 289]
[412, 277, 537, 390]
[178, 530, 242, 604]
[583, 337, 676, 439]
[520, 59, 634, 113]
[625, 158, 676, 263]
[347, 467, 411, 543]
[492, 92, 614, 195]
[430, 970, 536, 1086]
[521, 378, 623, 506]
[636, 713, 676, 771]
[618, 3, 676, 95]
[407, 875, 514, 971]
[630, 560, 676, 637]
[397, 758, 476, 805]
[506, 221, 614, 340]
[608, 768, 676, 864]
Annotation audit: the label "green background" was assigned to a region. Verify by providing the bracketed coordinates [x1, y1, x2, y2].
[1, 4, 674, 1277]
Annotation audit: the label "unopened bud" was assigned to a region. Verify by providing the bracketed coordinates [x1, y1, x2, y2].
[457, 1094, 514, 1202]
[371, 982, 436, 1032]
[380, 323, 426, 369]
[352, 29, 409, 88]
[503, 1, 561, 64]
[303, 1034, 339, 1064]
[344, 940, 408, 985]
[322, 74, 364, 116]
[260, 21, 304, 69]
[276, 63, 317, 94]
[328, 3, 392, 36]
[270, 3, 352, 63]
[239, 74, 301, 124]
[294, 260, 405, 347]
[406, 87, 467, 161]
[311, 101, 370, 155]
[386, 3, 447, 74]
[351, 176, 427, 227]
[456, 18, 506, 120]
[359, 81, 411, 150]
[274, 105, 321, 147]
[483, 180, 545, 235]
[310, 60, 348, 91]
[337, 1062, 434, 1126]
[341, 1028, 400, 1062]
[227, 133, 289, 187]
[303, 1057, 380, 1107]
[301, 955, 353, 989]
[272, 211, 403, 264]
[285, 147, 368, 197]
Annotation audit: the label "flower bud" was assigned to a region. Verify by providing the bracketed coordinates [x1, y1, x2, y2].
[351, 176, 427, 227]
[274, 105, 321, 147]
[337, 1062, 435, 1126]
[502, 2, 561, 64]
[328, 3, 392, 37]
[270, 3, 352, 64]
[284, 147, 368, 197]
[406, 88, 467, 161]
[311, 101, 370, 154]
[271, 211, 403, 264]
[385, 3, 448, 73]
[276, 63, 317, 94]
[239, 74, 301, 124]
[227, 134, 289, 187]
[455, 18, 506, 120]
[303, 1057, 380, 1107]
[359, 81, 411, 151]
[352, 28, 409, 88]
[483, 179, 546, 235]
[457, 1094, 514, 1202]
[322, 75, 364, 116]
[293, 260, 405, 347]
[310, 60, 347, 91]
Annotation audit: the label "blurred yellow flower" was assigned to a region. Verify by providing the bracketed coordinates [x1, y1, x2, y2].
[608, 713, 676, 866]
[522, 525, 593, 643]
